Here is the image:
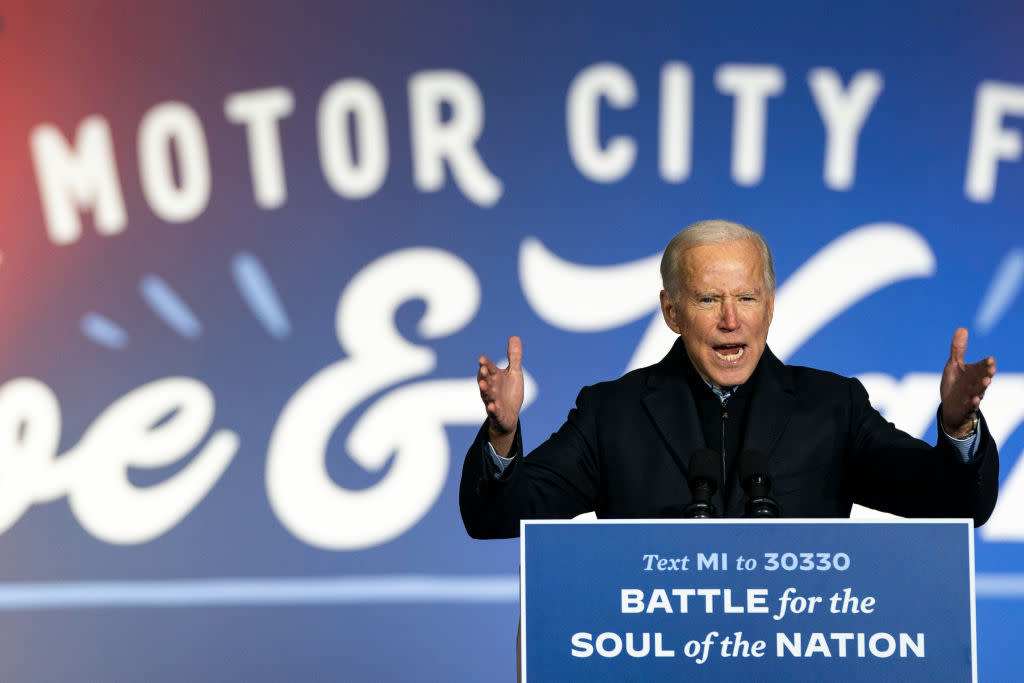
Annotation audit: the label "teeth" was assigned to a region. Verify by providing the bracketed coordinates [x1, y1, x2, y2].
[715, 346, 744, 362]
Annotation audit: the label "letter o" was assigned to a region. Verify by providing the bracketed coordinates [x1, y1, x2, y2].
[869, 633, 896, 658]
[596, 632, 623, 658]
[138, 102, 211, 222]
[317, 78, 389, 199]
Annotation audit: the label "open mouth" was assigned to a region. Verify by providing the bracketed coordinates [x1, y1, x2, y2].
[713, 344, 746, 362]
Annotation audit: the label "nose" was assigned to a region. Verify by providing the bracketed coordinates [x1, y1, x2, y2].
[718, 299, 739, 331]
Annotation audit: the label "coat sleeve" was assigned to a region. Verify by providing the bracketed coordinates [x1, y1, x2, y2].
[459, 387, 602, 539]
[844, 378, 999, 527]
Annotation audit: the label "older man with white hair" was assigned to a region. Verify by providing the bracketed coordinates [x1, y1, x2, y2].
[460, 219, 998, 538]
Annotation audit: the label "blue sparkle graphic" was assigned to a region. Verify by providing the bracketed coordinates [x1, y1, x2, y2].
[80, 313, 129, 349]
[975, 248, 1024, 335]
[231, 252, 292, 339]
[139, 274, 203, 340]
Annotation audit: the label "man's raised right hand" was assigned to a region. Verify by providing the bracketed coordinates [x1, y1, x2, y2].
[477, 335, 524, 457]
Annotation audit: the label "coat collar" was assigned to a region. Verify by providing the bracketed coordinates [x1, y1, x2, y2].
[641, 337, 795, 475]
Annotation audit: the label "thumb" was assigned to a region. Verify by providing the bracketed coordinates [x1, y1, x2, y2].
[507, 335, 523, 371]
[949, 327, 968, 364]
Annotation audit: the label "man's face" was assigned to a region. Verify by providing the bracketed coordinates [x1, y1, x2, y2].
[660, 238, 774, 388]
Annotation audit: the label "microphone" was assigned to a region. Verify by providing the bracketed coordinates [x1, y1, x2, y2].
[684, 448, 721, 518]
[739, 449, 780, 518]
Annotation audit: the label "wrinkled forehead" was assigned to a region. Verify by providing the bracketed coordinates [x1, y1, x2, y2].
[677, 239, 767, 288]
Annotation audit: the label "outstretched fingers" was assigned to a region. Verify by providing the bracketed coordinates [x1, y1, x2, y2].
[940, 328, 997, 430]
[963, 356, 997, 399]
[474, 336, 526, 436]
[477, 355, 497, 406]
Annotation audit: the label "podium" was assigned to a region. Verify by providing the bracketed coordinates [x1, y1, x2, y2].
[520, 519, 976, 682]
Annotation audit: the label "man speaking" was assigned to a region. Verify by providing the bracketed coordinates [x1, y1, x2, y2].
[460, 220, 998, 538]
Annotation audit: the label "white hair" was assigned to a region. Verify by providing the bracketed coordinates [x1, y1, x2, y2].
[660, 219, 775, 297]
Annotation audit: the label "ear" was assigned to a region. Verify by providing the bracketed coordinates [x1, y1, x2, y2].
[766, 291, 775, 326]
[660, 290, 682, 334]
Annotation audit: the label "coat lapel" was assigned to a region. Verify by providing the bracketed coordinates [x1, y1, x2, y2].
[641, 339, 706, 477]
[743, 347, 796, 460]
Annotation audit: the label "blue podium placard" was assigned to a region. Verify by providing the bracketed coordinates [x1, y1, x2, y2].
[520, 519, 976, 682]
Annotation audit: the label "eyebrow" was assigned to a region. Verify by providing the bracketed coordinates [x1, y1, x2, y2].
[692, 290, 761, 298]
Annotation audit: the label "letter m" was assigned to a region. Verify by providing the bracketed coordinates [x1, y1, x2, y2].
[697, 553, 720, 570]
[30, 116, 126, 245]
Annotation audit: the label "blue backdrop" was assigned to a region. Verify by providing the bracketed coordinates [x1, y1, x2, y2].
[1, 2, 1022, 680]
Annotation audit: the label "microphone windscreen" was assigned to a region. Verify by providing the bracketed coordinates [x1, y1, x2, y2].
[688, 448, 721, 485]
[739, 449, 771, 483]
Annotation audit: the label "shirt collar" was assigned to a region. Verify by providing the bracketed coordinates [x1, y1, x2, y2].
[703, 379, 737, 404]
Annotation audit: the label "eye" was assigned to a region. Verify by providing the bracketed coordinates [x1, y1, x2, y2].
[699, 296, 714, 304]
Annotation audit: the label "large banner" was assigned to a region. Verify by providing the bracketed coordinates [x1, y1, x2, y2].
[522, 520, 975, 682]
[1, 2, 1022, 681]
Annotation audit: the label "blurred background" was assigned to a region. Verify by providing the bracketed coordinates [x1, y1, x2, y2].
[1, 1, 1022, 680]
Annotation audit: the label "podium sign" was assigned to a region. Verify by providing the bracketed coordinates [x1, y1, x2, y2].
[520, 519, 975, 682]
